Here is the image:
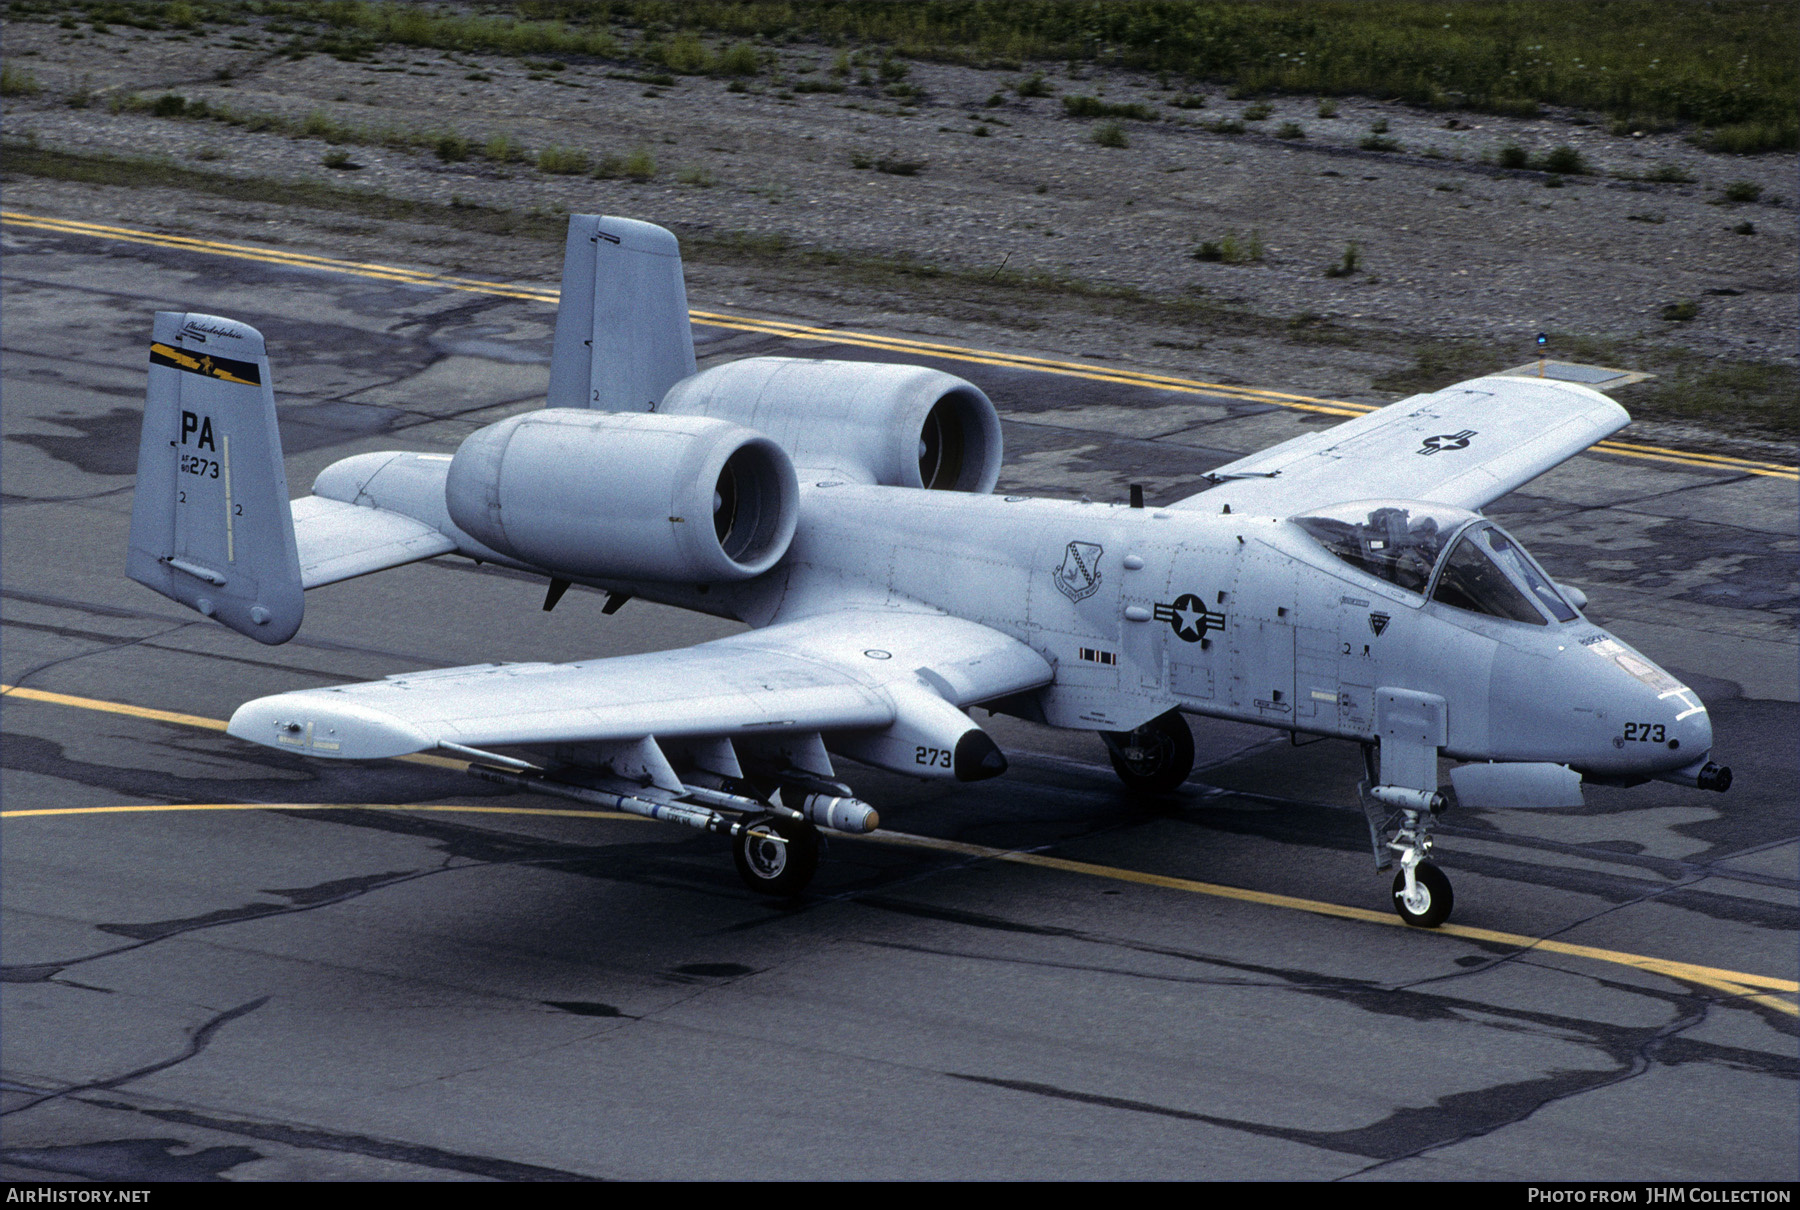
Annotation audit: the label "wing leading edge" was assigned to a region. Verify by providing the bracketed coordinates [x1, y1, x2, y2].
[226, 608, 1053, 761]
[1169, 375, 1629, 517]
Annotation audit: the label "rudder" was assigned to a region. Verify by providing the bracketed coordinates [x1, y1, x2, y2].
[546, 215, 697, 412]
[127, 312, 303, 644]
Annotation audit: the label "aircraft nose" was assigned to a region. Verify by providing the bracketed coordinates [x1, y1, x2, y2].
[1605, 650, 1711, 775]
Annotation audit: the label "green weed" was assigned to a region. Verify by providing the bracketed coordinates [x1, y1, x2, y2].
[1063, 95, 1154, 120]
[1324, 242, 1361, 277]
[1092, 121, 1130, 148]
[537, 145, 591, 174]
[1537, 145, 1587, 174]
[1, 64, 41, 97]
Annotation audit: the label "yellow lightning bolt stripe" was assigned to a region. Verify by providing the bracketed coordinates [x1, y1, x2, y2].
[2, 682, 1792, 1012]
[150, 340, 260, 386]
[5, 210, 1793, 481]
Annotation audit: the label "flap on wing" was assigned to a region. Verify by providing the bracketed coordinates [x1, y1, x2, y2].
[292, 496, 457, 589]
[226, 609, 1052, 760]
[1169, 376, 1629, 517]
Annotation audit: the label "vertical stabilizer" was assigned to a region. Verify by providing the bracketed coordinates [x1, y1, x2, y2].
[546, 214, 697, 412]
[127, 312, 304, 644]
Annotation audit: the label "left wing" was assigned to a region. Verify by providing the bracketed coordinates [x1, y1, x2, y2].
[1168, 375, 1628, 517]
[227, 607, 1052, 762]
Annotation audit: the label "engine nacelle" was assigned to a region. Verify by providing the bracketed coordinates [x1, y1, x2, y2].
[445, 410, 798, 583]
[660, 357, 1002, 492]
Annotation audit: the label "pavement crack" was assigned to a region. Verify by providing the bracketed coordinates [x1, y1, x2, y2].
[1, 996, 270, 1118]
[1, 619, 202, 693]
[66, 1095, 601, 1181]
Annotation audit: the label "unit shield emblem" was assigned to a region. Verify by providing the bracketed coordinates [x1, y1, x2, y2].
[1053, 541, 1104, 602]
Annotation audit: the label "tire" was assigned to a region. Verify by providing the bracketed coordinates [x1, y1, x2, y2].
[1101, 710, 1196, 794]
[732, 816, 820, 897]
[1391, 861, 1453, 928]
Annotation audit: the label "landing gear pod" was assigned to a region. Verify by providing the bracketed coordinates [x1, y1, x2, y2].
[445, 410, 799, 583]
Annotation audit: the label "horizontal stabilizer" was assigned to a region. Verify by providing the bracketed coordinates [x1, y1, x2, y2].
[292, 496, 457, 589]
[127, 312, 303, 644]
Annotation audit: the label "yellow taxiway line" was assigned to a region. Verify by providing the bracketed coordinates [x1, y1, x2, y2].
[4, 209, 1793, 481]
[4, 683, 1793, 1014]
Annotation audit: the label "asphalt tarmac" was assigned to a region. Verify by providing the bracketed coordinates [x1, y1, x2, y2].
[2, 219, 1794, 1182]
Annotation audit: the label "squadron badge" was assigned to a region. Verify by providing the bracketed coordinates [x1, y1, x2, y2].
[1053, 541, 1104, 602]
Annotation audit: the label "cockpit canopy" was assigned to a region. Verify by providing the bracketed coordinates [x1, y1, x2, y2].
[1293, 500, 1578, 626]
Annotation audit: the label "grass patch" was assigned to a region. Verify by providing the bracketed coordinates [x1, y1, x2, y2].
[1537, 145, 1587, 175]
[873, 155, 926, 175]
[131, 0, 1792, 141]
[1628, 361, 1799, 437]
[1, 64, 42, 97]
[536, 145, 590, 174]
[1194, 231, 1264, 263]
[1091, 121, 1129, 148]
[1323, 242, 1362, 277]
[1274, 121, 1305, 139]
[0, 142, 567, 240]
[1062, 95, 1155, 121]
[1241, 101, 1273, 121]
[1370, 340, 1500, 395]
[1721, 180, 1763, 203]
[1359, 135, 1401, 152]
[1660, 299, 1699, 322]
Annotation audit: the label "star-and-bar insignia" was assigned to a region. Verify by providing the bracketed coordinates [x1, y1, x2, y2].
[1153, 592, 1226, 642]
[150, 342, 262, 386]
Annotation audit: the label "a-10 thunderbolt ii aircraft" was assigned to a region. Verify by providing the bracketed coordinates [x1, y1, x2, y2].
[128, 214, 1731, 927]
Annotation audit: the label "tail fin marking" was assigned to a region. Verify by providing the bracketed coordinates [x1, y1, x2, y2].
[127, 312, 304, 644]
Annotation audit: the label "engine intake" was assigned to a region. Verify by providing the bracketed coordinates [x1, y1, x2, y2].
[445, 410, 797, 583]
[660, 357, 1003, 492]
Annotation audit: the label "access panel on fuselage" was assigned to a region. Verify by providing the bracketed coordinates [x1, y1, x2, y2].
[1225, 541, 1298, 725]
[1162, 541, 1235, 709]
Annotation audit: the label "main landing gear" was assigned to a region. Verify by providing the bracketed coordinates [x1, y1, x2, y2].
[731, 814, 821, 897]
[1102, 710, 1196, 794]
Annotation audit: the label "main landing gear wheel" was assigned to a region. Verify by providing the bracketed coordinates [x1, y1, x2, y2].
[1102, 710, 1195, 794]
[1392, 860, 1453, 928]
[732, 816, 820, 897]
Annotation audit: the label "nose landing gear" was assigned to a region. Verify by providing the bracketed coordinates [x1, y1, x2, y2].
[1387, 811, 1453, 928]
[1361, 764, 1455, 928]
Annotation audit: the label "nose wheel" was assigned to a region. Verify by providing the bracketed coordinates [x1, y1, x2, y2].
[1384, 807, 1453, 928]
[1392, 860, 1453, 928]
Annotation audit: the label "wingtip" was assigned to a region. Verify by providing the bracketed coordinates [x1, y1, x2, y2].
[227, 693, 434, 760]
